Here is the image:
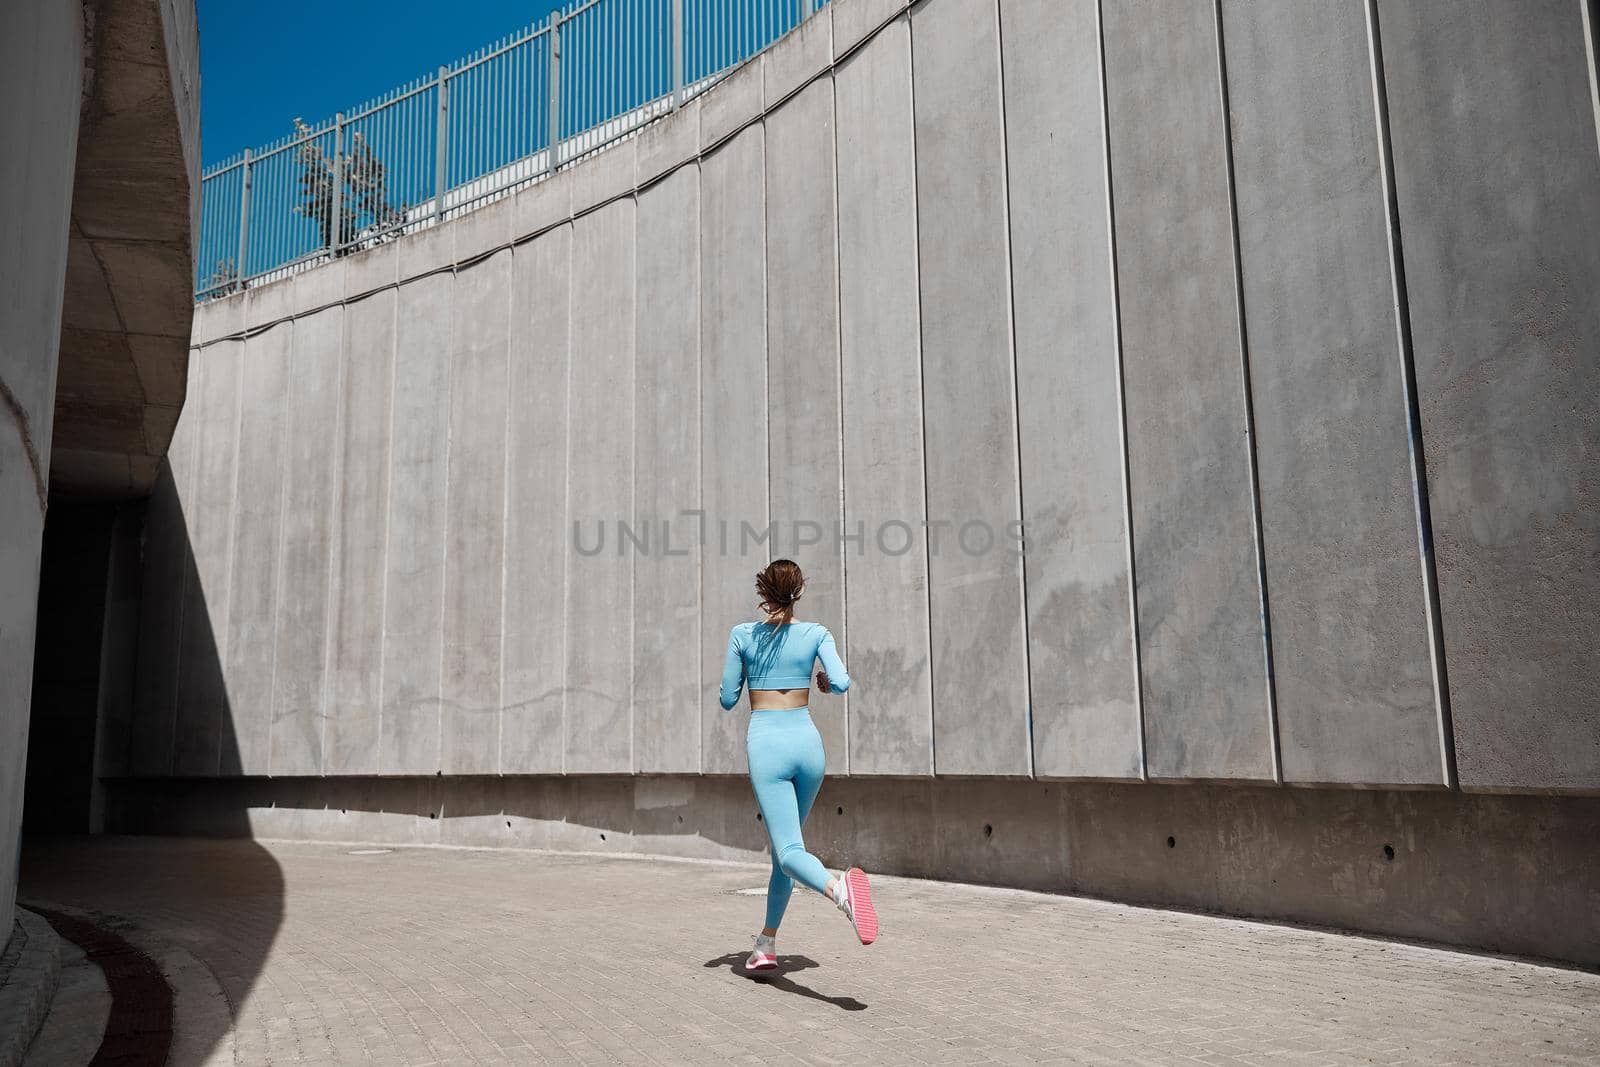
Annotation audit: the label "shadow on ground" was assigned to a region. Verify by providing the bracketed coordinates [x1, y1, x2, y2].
[21, 480, 284, 1062]
[702, 952, 867, 1011]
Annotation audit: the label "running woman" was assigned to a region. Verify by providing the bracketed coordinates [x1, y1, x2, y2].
[720, 559, 878, 972]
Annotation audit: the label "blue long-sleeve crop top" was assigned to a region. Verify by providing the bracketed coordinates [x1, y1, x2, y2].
[719, 621, 851, 710]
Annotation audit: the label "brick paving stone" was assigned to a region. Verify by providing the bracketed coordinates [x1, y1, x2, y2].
[14, 836, 1600, 1065]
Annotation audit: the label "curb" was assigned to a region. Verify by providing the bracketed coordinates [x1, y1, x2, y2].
[0, 910, 64, 1067]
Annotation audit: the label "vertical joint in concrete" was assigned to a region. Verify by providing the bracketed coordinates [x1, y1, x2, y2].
[1362, 0, 1457, 788]
[1094, 0, 1148, 781]
[991, 0, 1035, 779]
[903, 9, 938, 776]
[1211, 0, 1283, 784]
[1581, 0, 1600, 163]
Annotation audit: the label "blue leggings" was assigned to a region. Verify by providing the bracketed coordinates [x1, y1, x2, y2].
[746, 708, 831, 930]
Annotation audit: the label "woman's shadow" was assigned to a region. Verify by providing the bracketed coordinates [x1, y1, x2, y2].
[702, 953, 868, 1011]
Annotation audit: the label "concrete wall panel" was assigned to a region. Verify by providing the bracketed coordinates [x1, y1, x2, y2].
[342, 240, 398, 300]
[502, 227, 571, 774]
[702, 56, 763, 150]
[130, 356, 200, 776]
[834, 0, 908, 55]
[572, 139, 637, 215]
[441, 250, 510, 774]
[512, 167, 573, 241]
[324, 290, 394, 775]
[381, 272, 453, 774]
[765, 79, 848, 772]
[452, 194, 514, 264]
[1378, 0, 1600, 790]
[633, 168, 701, 775]
[637, 98, 699, 187]
[836, 19, 932, 777]
[911, 0, 1030, 776]
[398, 220, 455, 281]
[270, 302, 342, 776]
[764, 6, 832, 104]
[219, 321, 289, 775]
[699, 130, 769, 775]
[1002, 0, 1139, 780]
[565, 199, 636, 774]
[1102, 0, 1273, 781]
[1223, 0, 1441, 786]
[171, 339, 242, 776]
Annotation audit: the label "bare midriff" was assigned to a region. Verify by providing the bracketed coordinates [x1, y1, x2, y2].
[749, 687, 811, 711]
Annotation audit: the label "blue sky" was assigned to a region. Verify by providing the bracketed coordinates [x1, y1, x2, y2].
[199, 0, 564, 168]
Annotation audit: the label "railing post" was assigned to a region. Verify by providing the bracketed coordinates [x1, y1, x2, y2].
[801, 0, 816, 20]
[434, 66, 450, 223]
[672, 0, 683, 109]
[329, 112, 345, 255]
[235, 148, 252, 292]
[546, 11, 562, 175]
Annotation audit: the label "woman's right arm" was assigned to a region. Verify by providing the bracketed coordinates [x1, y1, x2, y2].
[718, 628, 745, 710]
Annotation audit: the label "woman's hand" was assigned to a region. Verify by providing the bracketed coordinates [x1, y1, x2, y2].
[815, 670, 831, 694]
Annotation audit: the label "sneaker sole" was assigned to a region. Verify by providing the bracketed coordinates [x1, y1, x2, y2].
[845, 867, 877, 945]
[745, 957, 777, 972]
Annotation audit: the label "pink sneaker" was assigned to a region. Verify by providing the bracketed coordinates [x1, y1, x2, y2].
[837, 867, 878, 945]
[745, 934, 778, 971]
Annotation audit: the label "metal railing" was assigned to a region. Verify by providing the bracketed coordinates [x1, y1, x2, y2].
[195, 0, 829, 300]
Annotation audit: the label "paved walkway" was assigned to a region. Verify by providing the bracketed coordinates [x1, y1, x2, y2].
[18, 837, 1600, 1065]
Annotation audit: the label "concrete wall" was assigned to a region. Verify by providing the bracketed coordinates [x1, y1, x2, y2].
[139, 0, 1599, 805]
[102, 775, 1600, 966]
[2, 0, 86, 948]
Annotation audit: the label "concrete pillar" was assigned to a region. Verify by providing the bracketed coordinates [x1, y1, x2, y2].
[0, 0, 83, 942]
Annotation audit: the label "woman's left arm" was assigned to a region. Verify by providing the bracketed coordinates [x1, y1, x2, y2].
[814, 628, 851, 695]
